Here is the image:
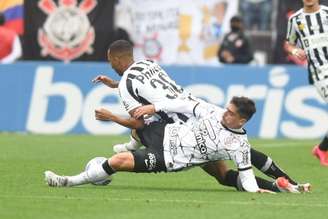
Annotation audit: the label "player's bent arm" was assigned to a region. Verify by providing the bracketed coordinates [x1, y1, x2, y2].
[113, 115, 144, 129]
[284, 41, 306, 60]
[103, 78, 119, 88]
[238, 168, 260, 193]
[232, 144, 260, 193]
[284, 41, 297, 55]
[154, 99, 198, 114]
[134, 99, 199, 119]
[92, 75, 119, 88]
[95, 108, 144, 129]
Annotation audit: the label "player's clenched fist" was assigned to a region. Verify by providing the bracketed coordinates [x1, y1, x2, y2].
[95, 108, 114, 121]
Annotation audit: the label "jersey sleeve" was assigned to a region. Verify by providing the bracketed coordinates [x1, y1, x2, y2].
[154, 98, 198, 115]
[230, 140, 259, 192]
[238, 168, 259, 192]
[118, 78, 142, 114]
[286, 16, 298, 44]
[193, 101, 225, 119]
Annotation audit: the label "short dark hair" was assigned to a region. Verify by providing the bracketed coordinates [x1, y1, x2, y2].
[0, 12, 5, 25]
[108, 40, 133, 56]
[230, 96, 256, 121]
[230, 15, 243, 24]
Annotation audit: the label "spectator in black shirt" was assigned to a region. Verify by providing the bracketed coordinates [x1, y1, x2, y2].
[217, 16, 253, 64]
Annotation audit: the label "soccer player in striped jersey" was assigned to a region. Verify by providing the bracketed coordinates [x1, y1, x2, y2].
[93, 40, 308, 190]
[285, 0, 328, 166]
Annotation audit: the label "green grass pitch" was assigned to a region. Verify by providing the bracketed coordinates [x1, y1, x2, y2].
[0, 133, 327, 219]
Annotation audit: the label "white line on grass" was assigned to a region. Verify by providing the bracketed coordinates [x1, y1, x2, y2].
[0, 194, 325, 208]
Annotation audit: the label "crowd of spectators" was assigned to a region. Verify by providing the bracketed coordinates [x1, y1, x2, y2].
[0, 0, 306, 65]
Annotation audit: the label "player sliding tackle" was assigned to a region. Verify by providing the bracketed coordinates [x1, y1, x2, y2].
[91, 40, 309, 191]
[45, 96, 307, 193]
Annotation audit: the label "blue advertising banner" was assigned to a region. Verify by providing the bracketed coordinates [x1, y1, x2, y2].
[0, 62, 327, 138]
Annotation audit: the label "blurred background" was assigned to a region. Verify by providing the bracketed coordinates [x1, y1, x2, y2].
[0, 0, 327, 139]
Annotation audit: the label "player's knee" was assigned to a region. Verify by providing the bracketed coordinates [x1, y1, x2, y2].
[109, 152, 134, 170]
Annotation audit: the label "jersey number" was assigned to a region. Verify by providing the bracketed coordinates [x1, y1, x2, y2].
[321, 85, 328, 98]
[150, 72, 183, 99]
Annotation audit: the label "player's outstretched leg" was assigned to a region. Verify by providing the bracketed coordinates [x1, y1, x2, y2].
[312, 135, 328, 166]
[223, 170, 310, 193]
[250, 148, 298, 185]
[45, 158, 116, 187]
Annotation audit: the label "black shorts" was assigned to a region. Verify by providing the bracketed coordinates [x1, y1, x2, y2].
[132, 121, 168, 173]
[136, 120, 167, 148]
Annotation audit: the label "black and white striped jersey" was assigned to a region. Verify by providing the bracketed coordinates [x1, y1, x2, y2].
[118, 59, 192, 123]
[286, 5, 328, 80]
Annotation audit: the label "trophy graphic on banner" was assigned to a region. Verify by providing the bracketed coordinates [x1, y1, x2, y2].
[201, 3, 225, 60]
[178, 14, 192, 52]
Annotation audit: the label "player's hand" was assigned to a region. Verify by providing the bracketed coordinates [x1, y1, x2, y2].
[133, 105, 156, 119]
[221, 50, 235, 63]
[92, 75, 118, 88]
[257, 189, 276, 194]
[92, 75, 107, 83]
[95, 108, 114, 121]
[291, 48, 307, 61]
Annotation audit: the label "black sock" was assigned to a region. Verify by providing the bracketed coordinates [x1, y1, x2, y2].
[250, 148, 267, 168]
[102, 160, 116, 175]
[223, 170, 239, 189]
[319, 136, 328, 151]
[223, 169, 280, 192]
[251, 148, 297, 185]
[264, 161, 297, 185]
[255, 176, 280, 192]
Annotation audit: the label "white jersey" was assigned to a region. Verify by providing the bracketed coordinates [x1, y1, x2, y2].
[286, 5, 328, 81]
[163, 102, 251, 171]
[162, 102, 258, 192]
[118, 60, 194, 123]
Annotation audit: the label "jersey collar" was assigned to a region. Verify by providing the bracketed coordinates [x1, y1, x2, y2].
[221, 122, 247, 135]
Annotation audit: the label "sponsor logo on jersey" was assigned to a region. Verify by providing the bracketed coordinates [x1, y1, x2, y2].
[37, 0, 97, 62]
[195, 127, 208, 154]
[144, 153, 157, 171]
[241, 150, 249, 165]
[169, 127, 179, 155]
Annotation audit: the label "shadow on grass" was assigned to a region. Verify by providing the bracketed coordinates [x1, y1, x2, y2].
[69, 184, 236, 193]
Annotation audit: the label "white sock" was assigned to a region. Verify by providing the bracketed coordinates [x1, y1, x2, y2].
[125, 135, 141, 150]
[260, 157, 273, 172]
[67, 162, 109, 186]
[67, 172, 89, 186]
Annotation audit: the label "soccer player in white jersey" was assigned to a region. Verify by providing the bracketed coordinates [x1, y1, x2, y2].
[285, 0, 328, 166]
[91, 40, 310, 191]
[45, 96, 301, 193]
